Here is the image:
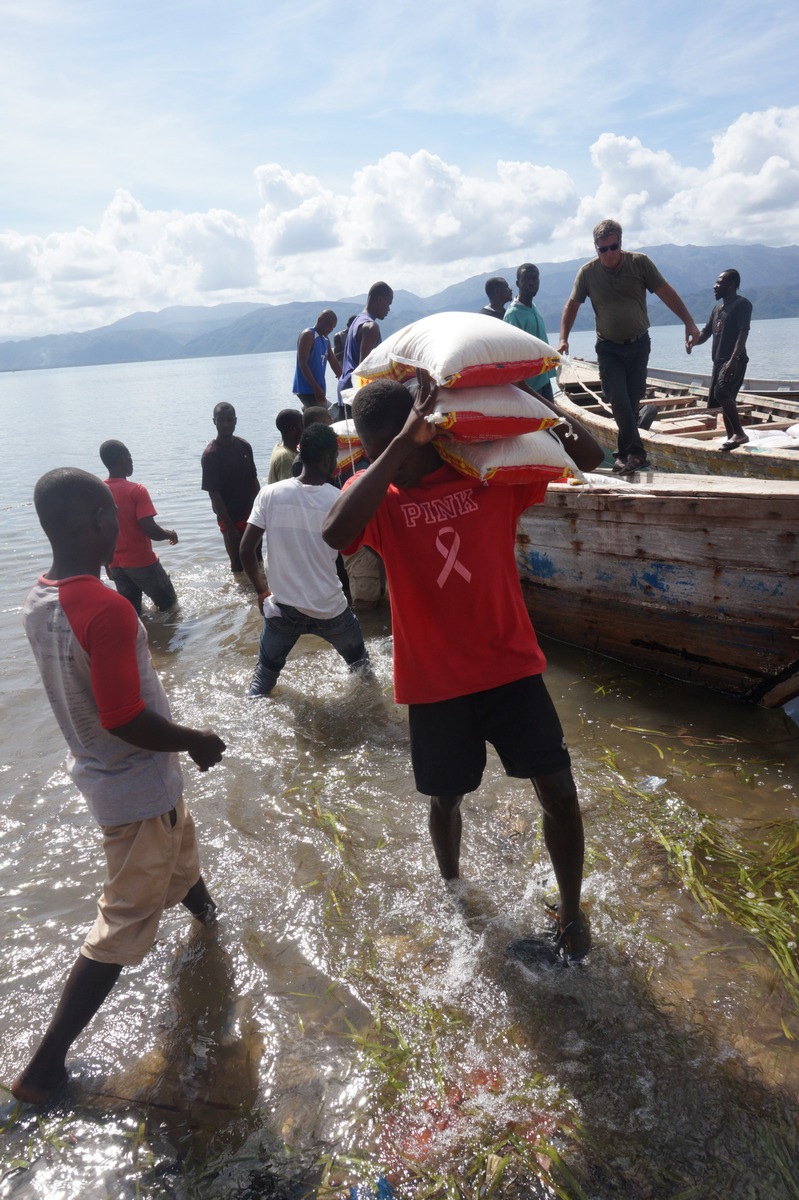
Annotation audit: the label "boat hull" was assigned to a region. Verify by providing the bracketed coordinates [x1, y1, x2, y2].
[516, 474, 799, 707]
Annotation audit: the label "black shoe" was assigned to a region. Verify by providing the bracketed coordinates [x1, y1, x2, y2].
[618, 455, 650, 475]
[611, 456, 628, 473]
[506, 936, 561, 967]
[720, 437, 749, 452]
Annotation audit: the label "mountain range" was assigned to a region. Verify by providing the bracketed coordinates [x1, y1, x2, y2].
[2, 244, 798, 373]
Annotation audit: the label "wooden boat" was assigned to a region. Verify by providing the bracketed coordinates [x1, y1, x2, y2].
[516, 471, 799, 708]
[557, 358, 799, 480]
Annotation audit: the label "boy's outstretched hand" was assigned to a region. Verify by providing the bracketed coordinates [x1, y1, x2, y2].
[188, 729, 226, 772]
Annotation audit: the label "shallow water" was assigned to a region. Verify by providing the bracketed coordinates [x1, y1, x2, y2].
[1, 353, 798, 1198]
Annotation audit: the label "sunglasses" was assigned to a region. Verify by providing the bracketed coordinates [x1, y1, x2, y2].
[596, 242, 620, 254]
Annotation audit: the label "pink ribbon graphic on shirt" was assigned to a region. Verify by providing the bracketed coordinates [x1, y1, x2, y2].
[435, 526, 472, 588]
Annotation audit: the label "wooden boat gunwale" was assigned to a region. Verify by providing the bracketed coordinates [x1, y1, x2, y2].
[646, 364, 799, 400]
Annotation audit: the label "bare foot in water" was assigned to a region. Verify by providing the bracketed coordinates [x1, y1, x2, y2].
[11, 1067, 68, 1106]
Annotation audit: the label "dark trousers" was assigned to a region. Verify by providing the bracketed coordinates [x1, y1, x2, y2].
[107, 561, 177, 614]
[708, 357, 748, 439]
[596, 334, 650, 460]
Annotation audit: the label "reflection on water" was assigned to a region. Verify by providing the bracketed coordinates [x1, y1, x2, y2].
[3, 599, 798, 1197]
[1, 356, 799, 1197]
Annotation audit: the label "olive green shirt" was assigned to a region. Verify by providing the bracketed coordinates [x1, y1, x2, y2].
[569, 251, 666, 343]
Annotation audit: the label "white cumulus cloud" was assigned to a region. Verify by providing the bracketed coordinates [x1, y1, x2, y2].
[2, 107, 799, 339]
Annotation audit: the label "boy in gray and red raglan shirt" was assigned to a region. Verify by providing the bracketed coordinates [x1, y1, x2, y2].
[13, 467, 226, 1105]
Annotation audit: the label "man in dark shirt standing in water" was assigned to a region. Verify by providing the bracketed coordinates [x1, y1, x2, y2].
[201, 403, 260, 573]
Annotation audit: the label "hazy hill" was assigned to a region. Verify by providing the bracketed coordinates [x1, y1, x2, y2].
[2, 245, 797, 372]
[177, 291, 423, 357]
[0, 302, 264, 372]
[432, 244, 799, 333]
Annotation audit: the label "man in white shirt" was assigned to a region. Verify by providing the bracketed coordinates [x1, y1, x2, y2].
[239, 424, 370, 696]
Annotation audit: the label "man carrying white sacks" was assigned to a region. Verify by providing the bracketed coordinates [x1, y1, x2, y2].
[323, 314, 604, 962]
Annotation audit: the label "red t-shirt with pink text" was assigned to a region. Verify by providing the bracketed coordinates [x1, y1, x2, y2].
[344, 463, 548, 704]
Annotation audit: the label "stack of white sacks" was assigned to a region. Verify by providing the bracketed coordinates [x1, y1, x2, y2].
[332, 312, 581, 486]
[735, 423, 799, 453]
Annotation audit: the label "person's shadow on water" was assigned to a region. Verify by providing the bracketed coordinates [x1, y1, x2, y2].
[98, 925, 265, 1145]
[463, 908, 799, 1200]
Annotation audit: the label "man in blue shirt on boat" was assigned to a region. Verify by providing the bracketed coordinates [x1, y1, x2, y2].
[558, 219, 701, 476]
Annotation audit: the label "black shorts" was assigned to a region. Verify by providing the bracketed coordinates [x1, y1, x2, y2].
[408, 675, 570, 797]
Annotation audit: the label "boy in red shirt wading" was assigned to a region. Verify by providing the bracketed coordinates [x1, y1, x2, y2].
[323, 373, 603, 962]
[100, 440, 178, 614]
[14, 468, 226, 1105]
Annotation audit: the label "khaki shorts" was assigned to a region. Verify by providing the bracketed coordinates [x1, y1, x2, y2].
[82, 797, 201, 967]
[343, 545, 386, 610]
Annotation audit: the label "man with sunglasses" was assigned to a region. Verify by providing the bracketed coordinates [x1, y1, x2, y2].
[558, 219, 700, 475]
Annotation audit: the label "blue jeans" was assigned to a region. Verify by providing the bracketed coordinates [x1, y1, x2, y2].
[595, 334, 650, 460]
[248, 602, 370, 696]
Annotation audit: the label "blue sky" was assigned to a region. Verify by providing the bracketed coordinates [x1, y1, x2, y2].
[2, 0, 799, 336]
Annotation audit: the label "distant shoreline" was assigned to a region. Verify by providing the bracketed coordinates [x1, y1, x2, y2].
[3, 242, 798, 373]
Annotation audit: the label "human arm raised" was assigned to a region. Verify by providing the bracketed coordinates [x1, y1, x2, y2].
[654, 282, 701, 350]
[322, 372, 440, 550]
[110, 708, 226, 771]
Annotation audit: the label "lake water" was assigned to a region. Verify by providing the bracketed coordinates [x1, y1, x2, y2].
[568, 313, 799, 379]
[1, 339, 798, 1199]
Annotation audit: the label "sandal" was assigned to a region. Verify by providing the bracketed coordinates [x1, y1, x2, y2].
[544, 903, 592, 963]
